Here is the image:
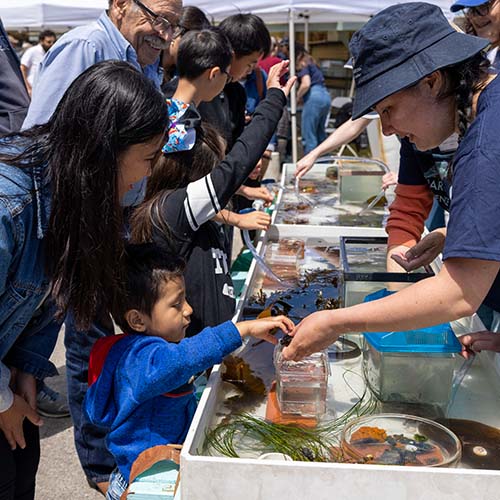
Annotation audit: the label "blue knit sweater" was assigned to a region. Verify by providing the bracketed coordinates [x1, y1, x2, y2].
[84, 321, 241, 481]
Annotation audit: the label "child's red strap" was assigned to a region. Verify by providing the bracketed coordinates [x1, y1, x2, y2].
[88, 334, 128, 386]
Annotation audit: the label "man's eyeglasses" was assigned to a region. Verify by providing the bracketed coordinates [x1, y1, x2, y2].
[222, 68, 233, 83]
[132, 0, 175, 34]
[172, 26, 187, 39]
[465, 0, 495, 17]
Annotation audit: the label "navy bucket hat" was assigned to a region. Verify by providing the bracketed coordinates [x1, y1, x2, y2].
[349, 2, 489, 119]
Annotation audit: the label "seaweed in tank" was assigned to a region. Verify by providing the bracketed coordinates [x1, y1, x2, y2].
[244, 269, 341, 323]
[203, 370, 378, 461]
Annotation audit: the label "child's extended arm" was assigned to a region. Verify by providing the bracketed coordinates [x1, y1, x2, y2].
[108, 316, 293, 405]
[213, 209, 271, 231]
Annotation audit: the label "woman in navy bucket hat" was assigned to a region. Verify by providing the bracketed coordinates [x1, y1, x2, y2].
[281, 2, 500, 361]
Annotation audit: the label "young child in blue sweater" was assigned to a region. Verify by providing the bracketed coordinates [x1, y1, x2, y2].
[84, 244, 293, 499]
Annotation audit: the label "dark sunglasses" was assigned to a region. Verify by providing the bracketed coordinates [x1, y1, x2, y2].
[132, 0, 175, 34]
[465, 0, 496, 17]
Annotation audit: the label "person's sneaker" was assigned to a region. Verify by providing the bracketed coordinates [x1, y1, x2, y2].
[36, 383, 70, 418]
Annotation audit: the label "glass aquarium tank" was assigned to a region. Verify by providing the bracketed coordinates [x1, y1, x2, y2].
[340, 236, 434, 306]
[273, 162, 387, 227]
[241, 234, 342, 324]
[336, 159, 385, 204]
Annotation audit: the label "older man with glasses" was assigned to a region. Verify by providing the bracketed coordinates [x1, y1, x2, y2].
[23, 0, 181, 128]
[20, 0, 182, 496]
[451, 0, 500, 70]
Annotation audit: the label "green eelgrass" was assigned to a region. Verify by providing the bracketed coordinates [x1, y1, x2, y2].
[203, 369, 378, 462]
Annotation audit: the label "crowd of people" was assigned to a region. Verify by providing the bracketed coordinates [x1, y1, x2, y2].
[1, 0, 500, 498]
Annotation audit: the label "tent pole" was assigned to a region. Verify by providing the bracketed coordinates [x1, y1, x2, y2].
[304, 14, 309, 51]
[289, 8, 298, 164]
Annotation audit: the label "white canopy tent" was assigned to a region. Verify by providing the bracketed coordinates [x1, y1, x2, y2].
[0, 0, 107, 29]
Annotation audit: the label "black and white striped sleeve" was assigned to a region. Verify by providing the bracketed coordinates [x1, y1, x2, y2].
[183, 174, 222, 231]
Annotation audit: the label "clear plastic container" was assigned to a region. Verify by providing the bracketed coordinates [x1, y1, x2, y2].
[361, 290, 462, 412]
[273, 340, 329, 418]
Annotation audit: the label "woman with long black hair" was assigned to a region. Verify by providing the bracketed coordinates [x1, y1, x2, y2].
[0, 60, 167, 499]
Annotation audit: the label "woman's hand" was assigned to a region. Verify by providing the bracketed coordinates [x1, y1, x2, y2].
[387, 244, 412, 272]
[236, 315, 295, 344]
[391, 228, 446, 271]
[0, 370, 43, 450]
[381, 171, 398, 190]
[281, 310, 339, 361]
[235, 211, 271, 231]
[294, 152, 318, 179]
[0, 394, 42, 450]
[459, 331, 500, 358]
[267, 61, 297, 97]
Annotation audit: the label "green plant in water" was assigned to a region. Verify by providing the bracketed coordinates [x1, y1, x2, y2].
[204, 368, 378, 462]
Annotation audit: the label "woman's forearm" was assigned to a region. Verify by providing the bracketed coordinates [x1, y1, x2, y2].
[297, 83, 310, 101]
[307, 117, 370, 160]
[332, 257, 499, 335]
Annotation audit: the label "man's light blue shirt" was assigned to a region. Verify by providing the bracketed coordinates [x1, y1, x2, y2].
[23, 11, 162, 129]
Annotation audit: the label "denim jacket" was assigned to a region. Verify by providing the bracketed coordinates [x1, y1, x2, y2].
[0, 155, 58, 409]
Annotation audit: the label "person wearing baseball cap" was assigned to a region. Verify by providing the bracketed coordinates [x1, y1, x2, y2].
[451, 0, 500, 70]
[281, 2, 500, 362]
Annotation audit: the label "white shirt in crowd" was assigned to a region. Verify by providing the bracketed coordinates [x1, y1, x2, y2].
[20, 44, 46, 87]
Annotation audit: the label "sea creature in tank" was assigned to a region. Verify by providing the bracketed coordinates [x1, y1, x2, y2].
[348, 427, 445, 466]
[221, 355, 266, 396]
[245, 269, 341, 322]
[219, 356, 267, 420]
[283, 202, 312, 212]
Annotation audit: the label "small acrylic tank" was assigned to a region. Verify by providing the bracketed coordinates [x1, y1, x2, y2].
[340, 236, 433, 306]
[273, 340, 329, 418]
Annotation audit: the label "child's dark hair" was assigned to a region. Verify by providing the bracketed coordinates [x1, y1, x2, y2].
[130, 123, 225, 244]
[177, 29, 233, 80]
[219, 14, 271, 58]
[176, 6, 211, 34]
[113, 243, 186, 333]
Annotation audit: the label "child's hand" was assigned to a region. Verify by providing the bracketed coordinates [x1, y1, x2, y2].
[236, 211, 271, 231]
[238, 185, 274, 203]
[267, 60, 297, 97]
[459, 331, 500, 358]
[236, 315, 295, 345]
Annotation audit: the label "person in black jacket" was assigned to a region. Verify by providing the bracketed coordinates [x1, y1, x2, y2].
[130, 62, 295, 336]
